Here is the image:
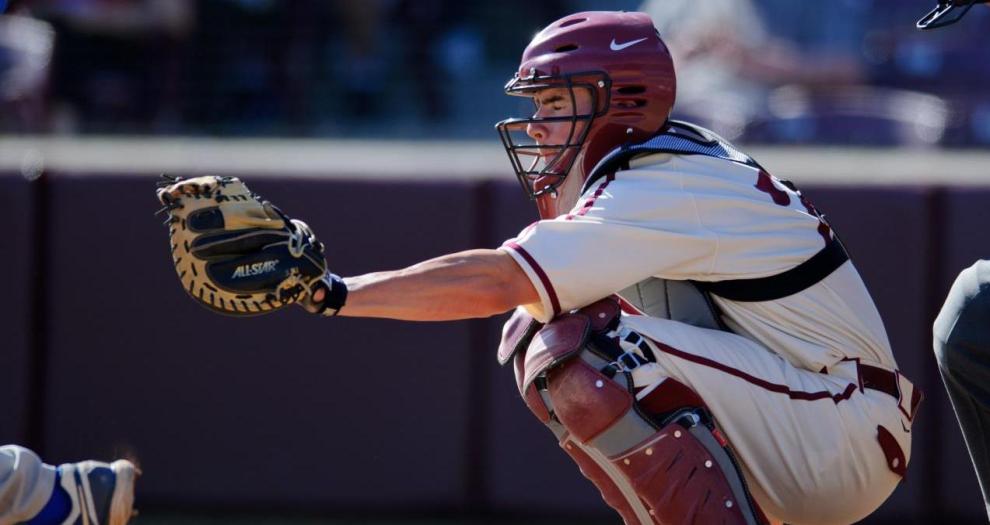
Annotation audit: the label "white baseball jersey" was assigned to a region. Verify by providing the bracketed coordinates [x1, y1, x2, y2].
[498, 139, 914, 524]
[499, 150, 897, 374]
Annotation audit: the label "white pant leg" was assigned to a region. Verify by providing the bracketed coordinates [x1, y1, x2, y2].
[0, 445, 57, 525]
[621, 316, 909, 525]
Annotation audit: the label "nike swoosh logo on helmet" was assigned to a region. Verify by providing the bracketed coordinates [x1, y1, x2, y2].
[610, 37, 648, 51]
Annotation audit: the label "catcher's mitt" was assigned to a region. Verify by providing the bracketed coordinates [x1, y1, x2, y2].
[155, 175, 327, 316]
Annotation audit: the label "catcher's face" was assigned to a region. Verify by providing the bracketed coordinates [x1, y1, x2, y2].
[525, 87, 593, 212]
[525, 87, 593, 151]
[496, 76, 603, 216]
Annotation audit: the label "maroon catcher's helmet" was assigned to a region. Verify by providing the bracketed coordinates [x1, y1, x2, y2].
[496, 11, 675, 201]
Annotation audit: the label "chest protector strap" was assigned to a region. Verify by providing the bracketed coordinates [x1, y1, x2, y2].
[694, 237, 848, 302]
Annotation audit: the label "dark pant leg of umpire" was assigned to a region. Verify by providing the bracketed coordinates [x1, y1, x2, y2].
[934, 260, 990, 519]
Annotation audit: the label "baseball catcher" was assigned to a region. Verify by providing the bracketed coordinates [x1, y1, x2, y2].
[155, 175, 345, 316]
[158, 11, 920, 525]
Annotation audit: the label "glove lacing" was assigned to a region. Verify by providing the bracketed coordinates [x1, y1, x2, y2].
[288, 219, 315, 258]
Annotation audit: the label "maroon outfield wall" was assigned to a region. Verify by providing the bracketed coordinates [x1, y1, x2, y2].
[2, 170, 985, 523]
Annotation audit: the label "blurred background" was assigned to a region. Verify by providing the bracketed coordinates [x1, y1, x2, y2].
[0, 0, 989, 144]
[1, 1, 989, 524]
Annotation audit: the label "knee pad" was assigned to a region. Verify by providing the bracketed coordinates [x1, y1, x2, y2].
[501, 299, 768, 525]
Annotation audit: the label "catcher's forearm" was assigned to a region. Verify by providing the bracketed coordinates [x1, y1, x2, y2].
[338, 249, 539, 321]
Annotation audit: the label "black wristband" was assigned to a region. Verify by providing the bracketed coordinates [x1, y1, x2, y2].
[320, 272, 348, 316]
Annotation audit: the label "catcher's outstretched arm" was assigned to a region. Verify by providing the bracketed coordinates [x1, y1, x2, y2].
[316, 249, 539, 321]
[156, 175, 536, 320]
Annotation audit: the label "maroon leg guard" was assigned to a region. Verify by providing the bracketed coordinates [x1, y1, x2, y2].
[609, 411, 769, 524]
[560, 434, 643, 525]
[550, 356, 767, 524]
[505, 299, 769, 525]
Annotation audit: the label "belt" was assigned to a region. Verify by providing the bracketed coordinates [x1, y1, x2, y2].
[859, 363, 923, 420]
[859, 364, 898, 397]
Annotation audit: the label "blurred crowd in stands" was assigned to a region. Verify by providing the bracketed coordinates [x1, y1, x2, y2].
[1, 0, 988, 146]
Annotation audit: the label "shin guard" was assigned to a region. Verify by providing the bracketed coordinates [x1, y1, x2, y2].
[499, 299, 768, 525]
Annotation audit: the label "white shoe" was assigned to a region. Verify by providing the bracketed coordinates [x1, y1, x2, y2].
[58, 460, 138, 525]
